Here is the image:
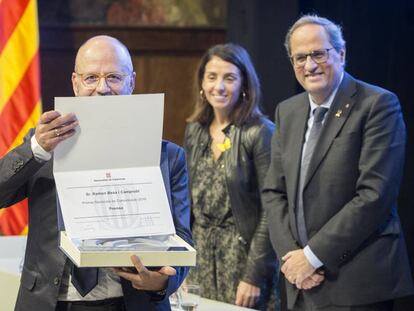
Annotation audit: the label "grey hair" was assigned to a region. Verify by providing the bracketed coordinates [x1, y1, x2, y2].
[284, 14, 346, 56]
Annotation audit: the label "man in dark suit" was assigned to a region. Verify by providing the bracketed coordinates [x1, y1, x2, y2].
[263, 15, 414, 310]
[0, 35, 192, 311]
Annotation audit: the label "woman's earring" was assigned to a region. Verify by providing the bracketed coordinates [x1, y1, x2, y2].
[200, 90, 206, 101]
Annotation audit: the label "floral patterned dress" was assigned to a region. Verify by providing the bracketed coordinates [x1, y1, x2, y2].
[186, 141, 252, 305]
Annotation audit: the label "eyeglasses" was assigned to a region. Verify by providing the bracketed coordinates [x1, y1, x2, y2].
[290, 48, 334, 68]
[76, 72, 130, 89]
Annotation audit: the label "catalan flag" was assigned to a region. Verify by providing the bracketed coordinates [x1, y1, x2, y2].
[0, 0, 42, 235]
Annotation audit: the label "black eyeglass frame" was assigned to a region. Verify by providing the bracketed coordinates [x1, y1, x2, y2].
[290, 48, 335, 67]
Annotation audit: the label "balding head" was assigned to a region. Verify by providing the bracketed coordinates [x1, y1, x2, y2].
[74, 36, 133, 73]
[72, 35, 136, 96]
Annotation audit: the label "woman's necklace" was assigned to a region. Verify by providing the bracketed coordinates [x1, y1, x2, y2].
[209, 122, 232, 159]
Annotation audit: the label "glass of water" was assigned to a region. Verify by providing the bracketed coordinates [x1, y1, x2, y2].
[170, 284, 200, 311]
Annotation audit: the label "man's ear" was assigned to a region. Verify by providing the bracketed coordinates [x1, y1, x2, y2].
[71, 72, 79, 96]
[340, 48, 346, 65]
[129, 72, 136, 94]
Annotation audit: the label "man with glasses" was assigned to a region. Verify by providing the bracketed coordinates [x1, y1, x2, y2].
[263, 15, 413, 310]
[0, 35, 192, 311]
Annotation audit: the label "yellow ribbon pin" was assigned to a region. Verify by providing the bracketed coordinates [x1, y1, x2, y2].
[216, 137, 232, 152]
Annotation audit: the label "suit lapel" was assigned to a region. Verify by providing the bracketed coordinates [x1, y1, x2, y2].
[304, 73, 357, 188]
[160, 142, 172, 210]
[285, 95, 310, 240]
[289, 96, 310, 208]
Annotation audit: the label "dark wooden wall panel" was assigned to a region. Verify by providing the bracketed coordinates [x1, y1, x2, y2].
[133, 54, 200, 143]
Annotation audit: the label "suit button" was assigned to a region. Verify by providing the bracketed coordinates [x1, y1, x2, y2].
[238, 236, 247, 245]
[54, 277, 60, 285]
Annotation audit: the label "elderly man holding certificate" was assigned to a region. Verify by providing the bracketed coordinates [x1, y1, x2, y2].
[0, 35, 192, 311]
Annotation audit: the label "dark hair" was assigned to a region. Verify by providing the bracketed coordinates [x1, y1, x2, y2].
[187, 43, 263, 126]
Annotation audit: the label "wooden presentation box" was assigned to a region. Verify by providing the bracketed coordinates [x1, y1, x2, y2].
[60, 231, 196, 267]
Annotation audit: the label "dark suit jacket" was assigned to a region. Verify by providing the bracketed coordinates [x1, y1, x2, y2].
[0, 131, 192, 311]
[263, 73, 414, 308]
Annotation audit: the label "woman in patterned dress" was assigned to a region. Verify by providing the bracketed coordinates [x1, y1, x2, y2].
[184, 43, 279, 310]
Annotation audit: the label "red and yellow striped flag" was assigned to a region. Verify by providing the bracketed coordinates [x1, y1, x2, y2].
[0, 0, 42, 235]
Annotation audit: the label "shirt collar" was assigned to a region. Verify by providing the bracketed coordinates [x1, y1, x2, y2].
[308, 71, 344, 115]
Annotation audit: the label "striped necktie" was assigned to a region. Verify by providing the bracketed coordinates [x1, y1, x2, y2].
[296, 107, 329, 246]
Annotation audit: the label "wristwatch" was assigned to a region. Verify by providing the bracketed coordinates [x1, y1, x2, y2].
[153, 288, 167, 296]
[148, 288, 167, 301]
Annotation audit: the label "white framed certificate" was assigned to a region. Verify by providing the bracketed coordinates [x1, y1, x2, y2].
[53, 94, 175, 240]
